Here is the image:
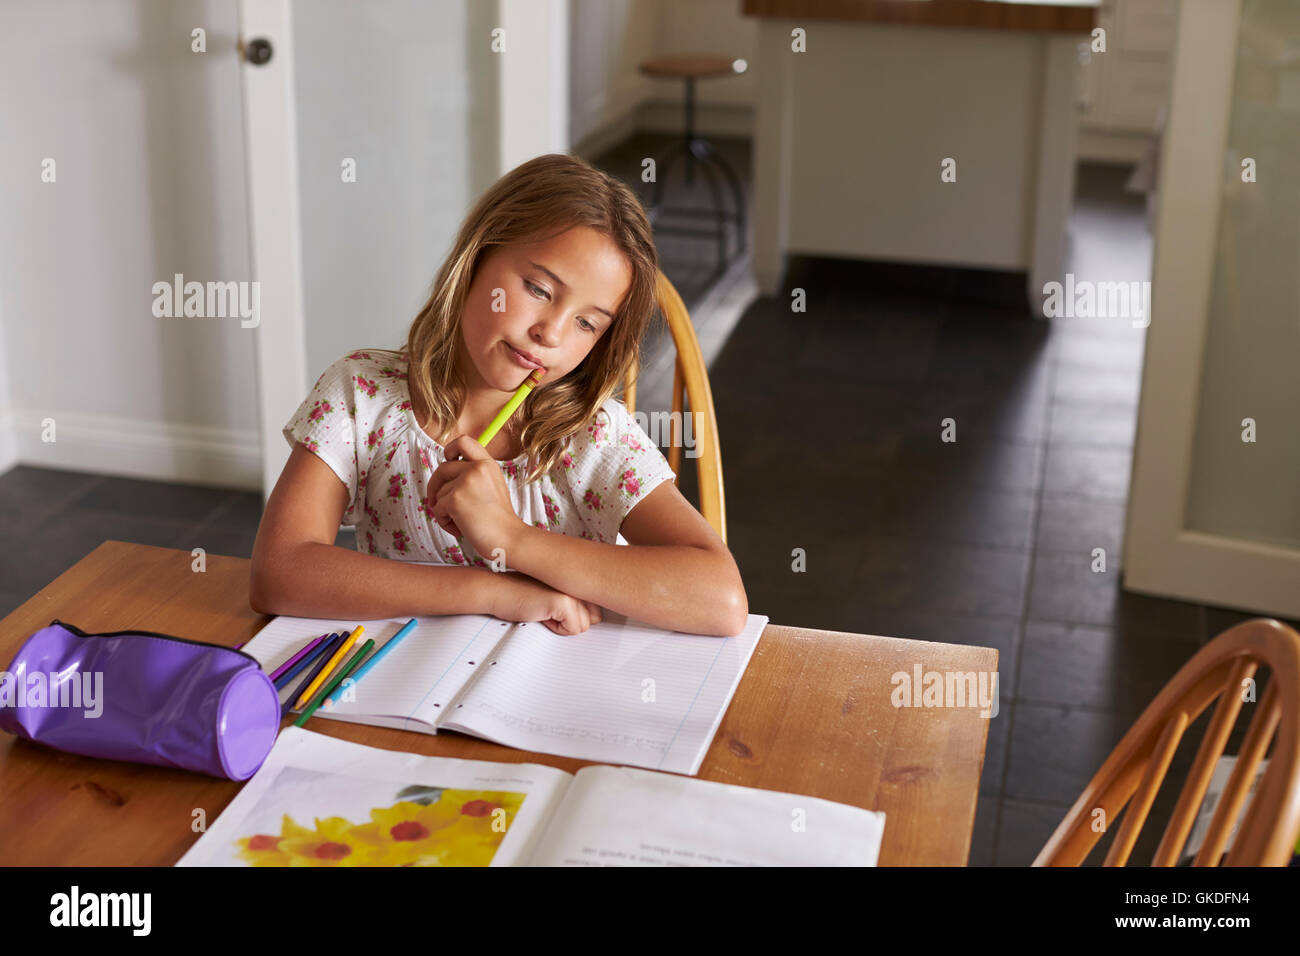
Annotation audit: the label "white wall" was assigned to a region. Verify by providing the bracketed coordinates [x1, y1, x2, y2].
[569, 0, 757, 153]
[0, 0, 260, 486]
[292, 0, 493, 383]
[0, 0, 498, 490]
[0, 0, 752, 490]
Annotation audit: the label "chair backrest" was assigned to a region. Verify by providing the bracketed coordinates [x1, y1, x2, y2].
[1034, 617, 1300, 866]
[623, 270, 727, 544]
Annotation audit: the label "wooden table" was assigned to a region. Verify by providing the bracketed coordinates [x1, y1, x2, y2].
[0, 541, 997, 865]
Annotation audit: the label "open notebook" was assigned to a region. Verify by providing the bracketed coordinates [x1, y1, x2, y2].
[242, 610, 768, 776]
[176, 727, 885, 866]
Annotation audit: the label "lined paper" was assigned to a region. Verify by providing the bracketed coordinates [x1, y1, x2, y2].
[241, 614, 513, 733]
[243, 611, 768, 773]
[440, 614, 768, 774]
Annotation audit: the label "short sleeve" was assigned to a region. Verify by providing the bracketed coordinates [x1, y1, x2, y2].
[281, 355, 369, 524]
[568, 399, 678, 544]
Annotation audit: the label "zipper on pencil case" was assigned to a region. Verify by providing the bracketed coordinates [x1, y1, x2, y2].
[49, 618, 264, 667]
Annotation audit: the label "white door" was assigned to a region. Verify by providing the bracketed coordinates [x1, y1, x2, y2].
[236, 0, 569, 500]
[1124, 0, 1300, 618]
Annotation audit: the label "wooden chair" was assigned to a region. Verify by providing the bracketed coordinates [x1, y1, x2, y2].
[622, 270, 727, 545]
[1034, 617, 1300, 866]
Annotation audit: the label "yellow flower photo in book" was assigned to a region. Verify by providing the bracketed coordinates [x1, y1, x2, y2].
[234, 783, 526, 867]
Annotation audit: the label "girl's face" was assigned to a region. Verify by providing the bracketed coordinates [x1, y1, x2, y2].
[458, 225, 633, 393]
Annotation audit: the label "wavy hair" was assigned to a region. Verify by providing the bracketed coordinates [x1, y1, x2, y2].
[401, 152, 661, 485]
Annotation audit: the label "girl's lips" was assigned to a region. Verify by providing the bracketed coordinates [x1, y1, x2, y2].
[505, 343, 545, 371]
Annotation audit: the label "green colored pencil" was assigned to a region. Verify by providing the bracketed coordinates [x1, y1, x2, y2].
[294, 638, 375, 727]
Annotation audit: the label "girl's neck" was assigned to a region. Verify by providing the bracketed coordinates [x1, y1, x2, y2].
[411, 386, 523, 460]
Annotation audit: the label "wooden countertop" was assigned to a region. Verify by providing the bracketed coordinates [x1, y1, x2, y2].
[742, 0, 1100, 34]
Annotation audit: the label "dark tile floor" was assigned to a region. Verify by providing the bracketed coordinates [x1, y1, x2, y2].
[1, 138, 1294, 866]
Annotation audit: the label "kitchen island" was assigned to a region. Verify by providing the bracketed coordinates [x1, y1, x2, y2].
[743, 0, 1100, 306]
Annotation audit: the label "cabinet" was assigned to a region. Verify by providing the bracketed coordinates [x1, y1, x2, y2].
[1078, 0, 1177, 162]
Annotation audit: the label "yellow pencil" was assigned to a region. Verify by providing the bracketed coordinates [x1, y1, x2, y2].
[293, 625, 364, 710]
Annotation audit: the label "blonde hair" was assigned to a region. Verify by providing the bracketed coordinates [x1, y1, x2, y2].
[402, 152, 661, 484]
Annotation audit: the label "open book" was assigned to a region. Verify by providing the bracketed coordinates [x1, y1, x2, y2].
[176, 727, 885, 866]
[241, 610, 768, 776]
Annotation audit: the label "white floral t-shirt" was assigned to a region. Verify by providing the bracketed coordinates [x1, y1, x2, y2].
[282, 348, 678, 568]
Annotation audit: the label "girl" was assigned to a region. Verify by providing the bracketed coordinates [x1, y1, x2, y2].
[250, 153, 748, 637]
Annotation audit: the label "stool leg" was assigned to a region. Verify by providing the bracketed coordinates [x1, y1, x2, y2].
[692, 157, 730, 267]
[684, 76, 696, 189]
[648, 138, 690, 214]
[705, 146, 747, 255]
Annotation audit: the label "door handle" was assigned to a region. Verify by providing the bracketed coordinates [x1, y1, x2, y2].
[238, 36, 274, 66]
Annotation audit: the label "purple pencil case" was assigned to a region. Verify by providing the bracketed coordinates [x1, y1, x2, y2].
[0, 619, 280, 780]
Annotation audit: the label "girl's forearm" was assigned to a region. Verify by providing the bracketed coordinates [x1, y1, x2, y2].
[504, 524, 748, 636]
[250, 540, 499, 620]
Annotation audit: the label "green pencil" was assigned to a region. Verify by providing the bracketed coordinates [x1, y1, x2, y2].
[294, 638, 375, 727]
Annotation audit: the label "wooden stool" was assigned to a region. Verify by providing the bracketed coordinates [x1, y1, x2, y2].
[637, 54, 748, 275]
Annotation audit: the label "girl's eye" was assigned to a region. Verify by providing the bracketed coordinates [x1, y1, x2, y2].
[527, 280, 597, 333]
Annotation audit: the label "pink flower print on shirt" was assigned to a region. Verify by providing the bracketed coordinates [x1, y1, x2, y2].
[364, 500, 381, 526]
[366, 426, 385, 450]
[353, 374, 379, 398]
[586, 420, 607, 445]
[580, 529, 596, 541]
[399, 399, 413, 412]
[617, 466, 641, 499]
[387, 472, 408, 499]
[471, 556, 488, 569]
[347, 350, 374, 361]
[417, 494, 435, 520]
[377, 365, 404, 379]
[392, 529, 410, 553]
[560, 451, 575, 471]
[542, 492, 561, 527]
[418, 447, 432, 469]
[619, 432, 646, 453]
[365, 531, 376, 554]
[534, 520, 548, 530]
[500, 459, 519, 480]
[384, 445, 399, 466]
[308, 399, 333, 423]
[583, 488, 603, 511]
[303, 437, 320, 454]
[445, 544, 466, 565]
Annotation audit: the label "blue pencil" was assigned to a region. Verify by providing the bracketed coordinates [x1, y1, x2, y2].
[323, 618, 418, 707]
[273, 633, 338, 690]
[280, 631, 346, 716]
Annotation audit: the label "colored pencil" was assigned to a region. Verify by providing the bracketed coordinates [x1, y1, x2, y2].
[269, 632, 330, 683]
[280, 632, 343, 717]
[323, 618, 417, 706]
[294, 639, 375, 727]
[476, 367, 543, 447]
[293, 625, 364, 710]
[273, 633, 337, 690]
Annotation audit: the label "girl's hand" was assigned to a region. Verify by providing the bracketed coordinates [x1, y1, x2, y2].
[427, 435, 527, 559]
[489, 571, 604, 635]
